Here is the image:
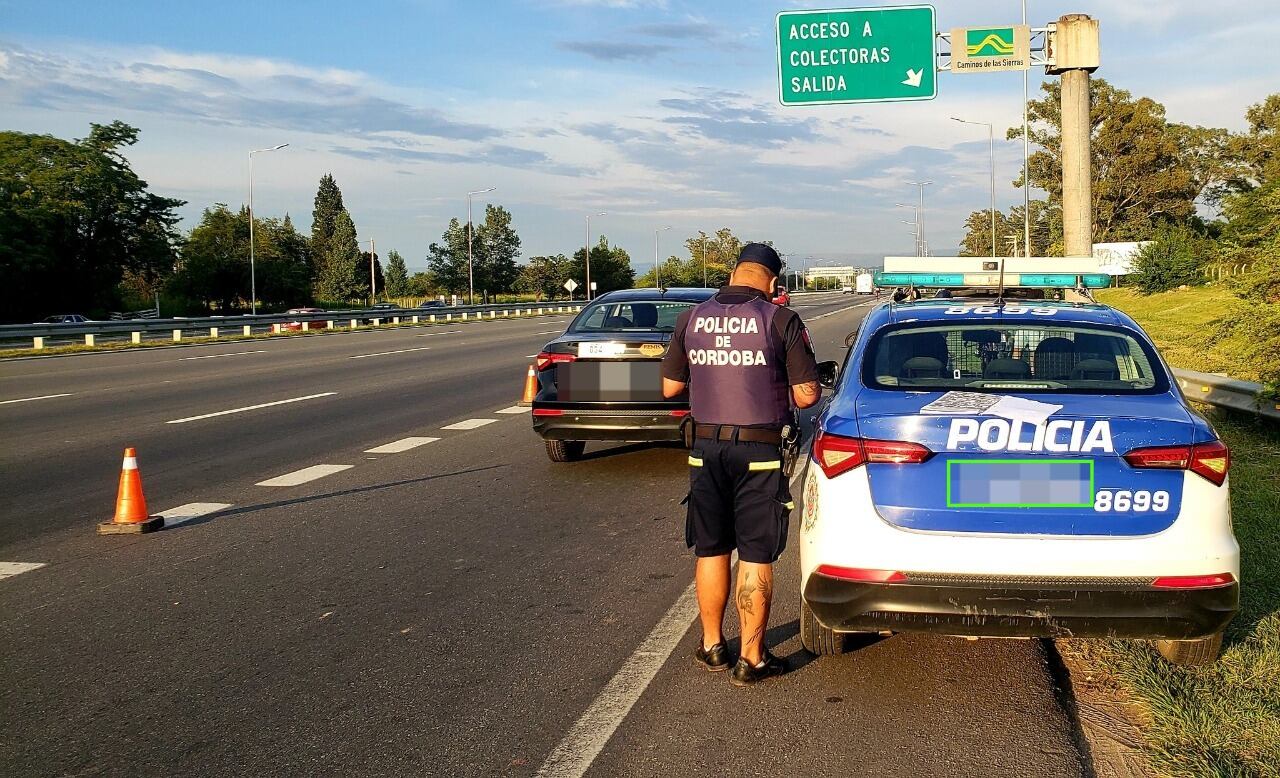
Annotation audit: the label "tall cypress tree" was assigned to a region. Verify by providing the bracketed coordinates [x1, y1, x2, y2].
[310, 174, 345, 294]
[317, 209, 362, 303]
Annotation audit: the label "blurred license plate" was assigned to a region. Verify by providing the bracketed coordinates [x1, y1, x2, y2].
[558, 362, 663, 401]
[578, 342, 625, 357]
[946, 459, 1095, 508]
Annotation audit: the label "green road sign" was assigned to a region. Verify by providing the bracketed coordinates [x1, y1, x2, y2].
[776, 5, 937, 106]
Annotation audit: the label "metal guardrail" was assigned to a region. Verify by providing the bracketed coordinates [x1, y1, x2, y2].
[1173, 368, 1280, 421]
[1, 301, 584, 350]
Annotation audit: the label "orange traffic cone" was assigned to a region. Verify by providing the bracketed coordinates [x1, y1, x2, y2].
[98, 447, 164, 534]
[519, 364, 538, 406]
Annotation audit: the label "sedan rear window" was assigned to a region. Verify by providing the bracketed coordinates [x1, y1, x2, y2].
[571, 300, 694, 332]
[864, 323, 1167, 394]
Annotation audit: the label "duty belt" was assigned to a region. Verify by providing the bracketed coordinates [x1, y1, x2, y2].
[694, 424, 783, 445]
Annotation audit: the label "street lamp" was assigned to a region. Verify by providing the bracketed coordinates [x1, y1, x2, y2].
[906, 181, 932, 258]
[585, 211, 606, 300]
[653, 225, 671, 288]
[952, 117, 997, 258]
[700, 234, 708, 288]
[466, 187, 496, 305]
[248, 143, 288, 314]
[896, 203, 920, 256]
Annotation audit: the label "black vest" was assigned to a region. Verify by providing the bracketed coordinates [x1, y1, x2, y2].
[683, 294, 789, 427]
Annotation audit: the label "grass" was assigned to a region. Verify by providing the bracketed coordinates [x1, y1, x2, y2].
[1070, 286, 1280, 777]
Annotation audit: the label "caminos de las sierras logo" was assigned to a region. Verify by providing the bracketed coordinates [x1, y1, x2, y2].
[966, 27, 1016, 57]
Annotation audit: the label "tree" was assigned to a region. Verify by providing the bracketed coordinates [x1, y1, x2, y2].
[315, 210, 364, 303]
[0, 122, 184, 322]
[1011, 79, 1220, 247]
[425, 218, 470, 294]
[1130, 224, 1211, 294]
[1216, 94, 1280, 197]
[384, 250, 409, 297]
[515, 255, 572, 300]
[571, 236, 635, 294]
[473, 204, 522, 296]
[310, 174, 345, 274]
[635, 228, 746, 288]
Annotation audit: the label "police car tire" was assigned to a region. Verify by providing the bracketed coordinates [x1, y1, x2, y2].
[1154, 632, 1223, 666]
[800, 599, 843, 656]
[545, 440, 586, 462]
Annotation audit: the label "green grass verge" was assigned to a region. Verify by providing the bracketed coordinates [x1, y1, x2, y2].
[1075, 287, 1280, 777]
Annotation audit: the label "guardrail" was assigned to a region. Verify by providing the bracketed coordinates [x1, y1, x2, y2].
[2, 301, 585, 351]
[1173, 368, 1280, 421]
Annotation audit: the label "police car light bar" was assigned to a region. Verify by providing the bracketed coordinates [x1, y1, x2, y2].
[873, 271, 1111, 289]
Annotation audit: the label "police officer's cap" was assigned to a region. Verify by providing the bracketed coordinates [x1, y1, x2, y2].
[736, 243, 783, 276]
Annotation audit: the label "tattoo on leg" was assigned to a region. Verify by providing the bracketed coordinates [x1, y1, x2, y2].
[736, 573, 757, 616]
[758, 573, 773, 604]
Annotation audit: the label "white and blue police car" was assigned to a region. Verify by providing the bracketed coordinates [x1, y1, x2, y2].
[799, 267, 1239, 666]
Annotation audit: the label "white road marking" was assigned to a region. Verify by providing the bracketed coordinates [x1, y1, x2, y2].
[0, 562, 46, 580]
[0, 393, 72, 406]
[364, 436, 440, 454]
[533, 330, 562, 335]
[442, 418, 497, 430]
[180, 350, 267, 361]
[256, 464, 353, 487]
[495, 406, 529, 414]
[536, 579, 700, 777]
[414, 330, 463, 337]
[809, 302, 872, 320]
[525, 354, 539, 358]
[158, 503, 232, 528]
[348, 346, 432, 360]
[167, 392, 336, 424]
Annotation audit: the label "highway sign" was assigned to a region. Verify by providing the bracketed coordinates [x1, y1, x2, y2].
[950, 25, 1030, 73]
[563, 279, 579, 293]
[776, 5, 937, 106]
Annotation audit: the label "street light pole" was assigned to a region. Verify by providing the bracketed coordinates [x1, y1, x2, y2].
[700, 235, 708, 288]
[906, 181, 932, 257]
[653, 225, 671, 288]
[895, 203, 919, 255]
[585, 212, 606, 300]
[248, 143, 288, 315]
[952, 117, 997, 258]
[1022, 0, 1032, 257]
[466, 187, 496, 305]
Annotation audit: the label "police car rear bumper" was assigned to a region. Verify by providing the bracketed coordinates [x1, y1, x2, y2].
[803, 573, 1238, 639]
[533, 408, 685, 442]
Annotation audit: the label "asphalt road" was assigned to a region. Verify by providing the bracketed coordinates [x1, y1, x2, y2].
[0, 292, 1087, 777]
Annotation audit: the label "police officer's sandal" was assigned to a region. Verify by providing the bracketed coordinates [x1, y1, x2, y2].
[694, 641, 733, 672]
[729, 650, 786, 687]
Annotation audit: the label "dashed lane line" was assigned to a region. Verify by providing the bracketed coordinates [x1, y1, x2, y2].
[495, 406, 529, 414]
[158, 503, 233, 528]
[0, 393, 73, 405]
[442, 418, 497, 430]
[348, 346, 432, 360]
[414, 330, 464, 337]
[180, 350, 268, 361]
[532, 330, 562, 336]
[808, 301, 876, 320]
[0, 562, 46, 581]
[364, 437, 440, 454]
[166, 392, 336, 424]
[256, 464, 354, 487]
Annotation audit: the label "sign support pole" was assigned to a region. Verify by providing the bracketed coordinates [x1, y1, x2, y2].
[1048, 13, 1100, 257]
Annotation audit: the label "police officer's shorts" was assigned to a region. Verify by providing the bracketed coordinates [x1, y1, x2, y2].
[683, 439, 794, 564]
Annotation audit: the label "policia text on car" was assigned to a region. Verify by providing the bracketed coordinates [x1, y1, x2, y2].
[661, 243, 822, 687]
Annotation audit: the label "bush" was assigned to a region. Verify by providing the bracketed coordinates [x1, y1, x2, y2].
[1131, 225, 1211, 294]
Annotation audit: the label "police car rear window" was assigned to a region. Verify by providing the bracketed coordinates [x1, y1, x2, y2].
[571, 300, 694, 332]
[863, 323, 1167, 394]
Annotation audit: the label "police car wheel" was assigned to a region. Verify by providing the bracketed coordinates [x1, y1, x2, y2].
[545, 439, 586, 462]
[1154, 632, 1224, 667]
[800, 598, 843, 656]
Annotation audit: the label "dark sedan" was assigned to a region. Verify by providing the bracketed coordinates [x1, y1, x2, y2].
[530, 287, 715, 461]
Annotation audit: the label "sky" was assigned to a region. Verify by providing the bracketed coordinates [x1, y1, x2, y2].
[2, 0, 1277, 273]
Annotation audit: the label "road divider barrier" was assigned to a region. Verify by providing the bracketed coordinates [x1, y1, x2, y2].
[1173, 368, 1280, 420]
[98, 447, 164, 535]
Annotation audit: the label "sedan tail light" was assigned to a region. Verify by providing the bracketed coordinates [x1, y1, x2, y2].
[815, 565, 907, 583]
[1151, 573, 1235, 589]
[812, 431, 932, 479]
[535, 351, 576, 371]
[1124, 440, 1230, 486]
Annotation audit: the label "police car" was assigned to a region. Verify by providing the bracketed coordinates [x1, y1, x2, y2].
[799, 264, 1239, 666]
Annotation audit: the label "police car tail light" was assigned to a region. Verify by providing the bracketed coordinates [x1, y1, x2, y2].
[815, 565, 908, 583]
[1151, 573, 1235, 589]
[1124, 440, 1230, 486]
[812, 431, 866, 478]
[862, 439, 933, 465]
[536, 351, 576, 371]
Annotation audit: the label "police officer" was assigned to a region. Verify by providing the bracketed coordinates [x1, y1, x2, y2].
[661, 243, 821, 687]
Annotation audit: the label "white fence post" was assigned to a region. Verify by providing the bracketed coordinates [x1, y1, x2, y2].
[430, 314, 437, 323]
[84, 334, 95, 347]
[131, 332, 141, 344]
[327, 320, 335, 329]
[33, 336, 44, 349]
[393, 316, 400, 324]
[172, 329, 182, 342]
[351, 319, 359, 329]
[243, 325, 252, 337]
[412, 315, 420, 324]
[209, 327, 219, 339]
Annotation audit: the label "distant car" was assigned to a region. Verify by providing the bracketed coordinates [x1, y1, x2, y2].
[280, 307, 325, 332]
[41, 314, 91, 324]
[855, 273, 875, 295]
[370, 302, 399, 310]
[417, 299, 447, 309]
[841, 285, 854, 294]
[772, 286, 791, 306]
[530, 287, 716, 461]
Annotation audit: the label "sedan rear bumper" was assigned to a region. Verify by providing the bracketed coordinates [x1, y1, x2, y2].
[803, 572, 1238, 640]
[532, 409, 686, 442]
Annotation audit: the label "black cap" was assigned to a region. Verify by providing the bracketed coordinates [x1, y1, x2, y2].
[737, 243, 782, 275]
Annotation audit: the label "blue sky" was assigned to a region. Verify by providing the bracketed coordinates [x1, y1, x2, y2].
[2, 0, 1277, 273]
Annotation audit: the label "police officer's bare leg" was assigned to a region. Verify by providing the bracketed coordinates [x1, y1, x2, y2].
[696, 554, 731, 649]
[735, 561, 774, 666]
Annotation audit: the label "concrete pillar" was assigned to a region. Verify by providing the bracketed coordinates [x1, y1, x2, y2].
[243, 325, 252, 337]
[350, 319, 359, 329]
[327, 320, 335, 329]
[445, 314, 452, 322]
[393, 316, 400, 325]
[34, 336, 44, 349]
[272, 323, 281, 334]
[430, 314, 437, 323]
[131, 332, 141, 344]
[209, 327, 219, 339]
[1048, 13, 1100, 257]
[172, 329, 182, 342]
[538, 307, 544, 315]
[84, 333, 95, 347]
[302, 321, 310, 331]
[490, 311, 496, 319]
[372, 318, 381, 327]
[412, 315, 419, 324]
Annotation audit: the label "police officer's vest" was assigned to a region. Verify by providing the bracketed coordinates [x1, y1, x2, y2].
[683, 294, 789, 427]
